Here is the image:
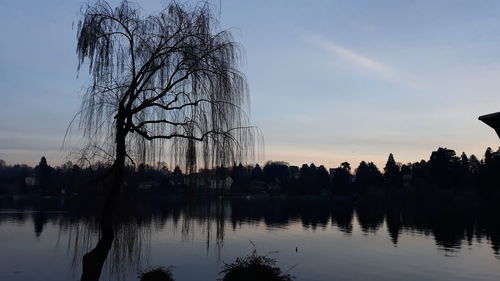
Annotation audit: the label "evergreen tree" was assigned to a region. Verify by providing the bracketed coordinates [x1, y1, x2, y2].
[251, 164, 264, 181]
[460, 152, 469, 171]
[367, 162, 383, 185]
[384, 153, 401, 187]
[485, 147, 493, 166]
[317, 165, 330, 189]
[36, 156, 51, 193]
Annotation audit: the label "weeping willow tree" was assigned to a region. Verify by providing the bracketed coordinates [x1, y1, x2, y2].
[75, 1, 259, 280]
[77, 0, 258, 174]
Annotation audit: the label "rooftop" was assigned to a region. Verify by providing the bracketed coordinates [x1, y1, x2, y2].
[479, 112, 500, 139]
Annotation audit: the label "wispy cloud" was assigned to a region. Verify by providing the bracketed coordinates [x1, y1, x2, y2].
[302, 33, 412, 86]
[302, 33, 500, 100]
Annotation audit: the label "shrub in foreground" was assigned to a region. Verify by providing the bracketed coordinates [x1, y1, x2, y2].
[139, 267, 175, 281]
[220, 249, 294, 281]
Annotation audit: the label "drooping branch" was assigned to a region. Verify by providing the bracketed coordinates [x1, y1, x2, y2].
[74, 0, 261, 169]
[134, 119, 193, 129]
[131, 126, 241, 144]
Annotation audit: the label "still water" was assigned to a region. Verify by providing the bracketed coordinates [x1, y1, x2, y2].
[0, 196, 499, 281]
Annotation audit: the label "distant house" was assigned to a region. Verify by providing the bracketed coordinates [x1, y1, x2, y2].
[138, 181, 160, 190]
[186, 172, 211, 190]
[210, 176, 233, 191]
[25, 177, 38, 186]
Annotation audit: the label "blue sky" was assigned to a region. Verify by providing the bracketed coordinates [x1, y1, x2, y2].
[1, 0, 500, 168]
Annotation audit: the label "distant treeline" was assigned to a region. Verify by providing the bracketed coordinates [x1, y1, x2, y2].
[1, 146, 500, 196]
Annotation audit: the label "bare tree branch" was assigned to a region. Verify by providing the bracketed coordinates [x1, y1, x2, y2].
[73, 0, 261, 170]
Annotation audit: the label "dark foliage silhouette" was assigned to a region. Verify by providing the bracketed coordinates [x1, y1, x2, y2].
[384, 153, 401, 187]
[1, 193, 499, 278]
[71, 0, 258, 280]
[220, 248, 293, 281]
[139, 267, 175, 281]
[2, 146, 500, 198]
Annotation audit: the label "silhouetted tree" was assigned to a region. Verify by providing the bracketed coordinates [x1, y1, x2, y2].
[308, 163, 319, 191]
[5, 147, 500, 201]
[428, 147, 460, 187]
[400, 164, 411, 187]
[340, 162, 351, 173]
[331, 162, 352, 194]
[355, 161, 370, 187]
[460, 152, 469, 171]
[172, 166, 184, 186]
[368, 162, 383, 184]
[384, 153, 401, 187]
[459, 152, 471, 184]
[485, 147, 493, 166]
[0, 164, 33, 194]
[355, 161, 382, 189]
[263, 161, 289, 185]
[480, 147, 500, 190]
[469, 154, 481, 179]
[297, 163, 320, 192]
[251, 164, 263, 181]
[75, 0, 256, 199]
[215, 165, 229, 180]
[36, 156, 51, 193]
[231, 163, 250, 192]
[410, 160, 428, 185]
[74, 1, 257, 279]
[317, 165, 330, 189]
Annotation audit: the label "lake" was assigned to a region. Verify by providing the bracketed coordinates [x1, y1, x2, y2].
[0, 195, 499, 281]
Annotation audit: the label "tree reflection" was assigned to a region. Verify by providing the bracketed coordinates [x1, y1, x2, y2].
[0, 193, 499, 280]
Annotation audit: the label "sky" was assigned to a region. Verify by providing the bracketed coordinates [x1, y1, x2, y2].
[1, 0, 500, 169]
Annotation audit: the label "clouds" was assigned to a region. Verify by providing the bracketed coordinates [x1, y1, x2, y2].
[290, 31, 500, 167]
[301, 32, 500, 101]
[302, 33, 401, 81]
[306, 34, 392, 73]
[2, 0, 500, 168]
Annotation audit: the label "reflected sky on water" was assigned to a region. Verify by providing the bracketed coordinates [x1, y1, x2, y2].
[0, 196, 499, 281]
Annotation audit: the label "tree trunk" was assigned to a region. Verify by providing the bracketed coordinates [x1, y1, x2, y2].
[81, 116, 127, 281]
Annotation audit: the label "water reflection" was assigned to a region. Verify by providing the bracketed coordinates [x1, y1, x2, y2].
[0, 193, 499, 280]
